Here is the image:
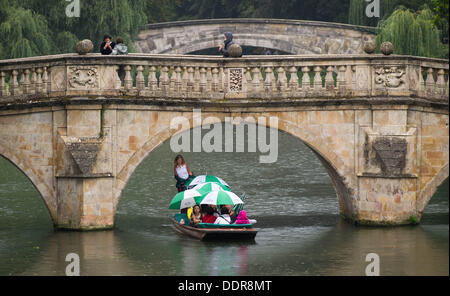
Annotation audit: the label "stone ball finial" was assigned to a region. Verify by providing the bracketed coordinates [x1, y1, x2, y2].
[363, 41, 376, 54]
[228, 43, 243, 58]
[75, 39, 94, 55]
[380, 42, 394, 56]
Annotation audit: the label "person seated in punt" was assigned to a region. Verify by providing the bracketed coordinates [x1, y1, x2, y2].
[214, 207, 232, 224]
[221, 204, 237, 223]
[201, 206, 217, 224]
[210, 204, 219, 217]
[234, 210, 250, 224]
[189, 205, 202, 226]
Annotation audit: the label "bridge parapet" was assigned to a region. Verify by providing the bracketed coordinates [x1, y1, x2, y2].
[0, 54, 448, 106]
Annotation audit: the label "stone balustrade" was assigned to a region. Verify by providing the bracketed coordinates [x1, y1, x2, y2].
[0, 53, 448, 105]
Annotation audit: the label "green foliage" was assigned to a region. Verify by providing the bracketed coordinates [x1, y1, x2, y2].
[348, 0, 365, 25]
[409, 215, 419, 224]
[0, 6, 54, 58]
[0, 0, 447, 59]
[375, 6, 447, 58]
[54, 31, 79, 54]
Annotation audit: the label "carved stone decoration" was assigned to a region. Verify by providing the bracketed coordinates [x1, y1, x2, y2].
[228, 68, 243, 92]
[363, 41, 376, 54]
[374, 66, 405, 88]
[380, 41, 394, 55]
[68, 66, 99, 89]
[372, 137, 407, 176]
[228, 43, 243, 57]
[66, 141, 101, 175]
[75, 39, 94, 55]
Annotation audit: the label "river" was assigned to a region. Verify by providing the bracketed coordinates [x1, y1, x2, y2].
[0, 127, 448, 276]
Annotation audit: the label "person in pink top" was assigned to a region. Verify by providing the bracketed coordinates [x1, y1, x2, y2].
[234, 210, 250, 224]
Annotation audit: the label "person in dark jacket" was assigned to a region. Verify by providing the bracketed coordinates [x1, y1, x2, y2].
[100, 34, 115, 55]
[218, 32, 234, 57]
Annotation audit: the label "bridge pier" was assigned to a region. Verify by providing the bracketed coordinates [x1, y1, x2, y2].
[55, 105, 115, 230]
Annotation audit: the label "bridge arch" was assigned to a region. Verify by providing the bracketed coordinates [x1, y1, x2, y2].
[135, 18, 376, 55]
[417, 164, 449, 216]
[113, 113, 355, 220]
[0, 151, 56, 223]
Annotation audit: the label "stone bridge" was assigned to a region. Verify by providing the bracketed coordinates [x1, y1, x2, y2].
[0, 53, 448, 230]
[135, 18, 376, 55]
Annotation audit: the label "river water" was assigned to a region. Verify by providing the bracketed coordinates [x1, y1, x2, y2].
[0, 128, 448, 276]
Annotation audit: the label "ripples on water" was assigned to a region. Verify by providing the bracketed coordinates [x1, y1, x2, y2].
[0, 127, 448, 275]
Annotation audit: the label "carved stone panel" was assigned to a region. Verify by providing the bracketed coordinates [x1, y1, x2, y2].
[228, 68, 243, 92]
[56, 128, 113, 177]
[358, 126, 417, 177]
[66, 141, 100, 175]
[374, 66, 405, 88]
[372, 137, 407, 176]
[68, 66, 99, 89]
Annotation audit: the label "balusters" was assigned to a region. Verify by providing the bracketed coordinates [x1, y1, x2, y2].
[169, 66, 176, 92]
[9, 70, 20, 96]
[206, 67, 212, 92]
[42, 67, 49, 94]
[160, 66, 169, 92]
[22, 69, 31, 94]
[219, 67, 224, 92]
[212, 68, 219, 92]
[36, 68, 44, 94]
[245, 67, 253, 93]
[301, 67, 310, 91]
[0, 71, 6, 96]
[288, 66, 298, 92]
[30, 68, 36, 95]
[148, 66, 157, 91]
[242, 67, 248, 93]
[182, 66, 189, 92]
[338, 65, 347, 93]
[445, 70, 449, 96]
[264, 67, 275, 92]
[175, 67, 182, 93]
[199, 67, 207, 93]
[251, 67, 261, 93]
[136, 65, 145, 90]
[193, 67, 201, 92]
[325, 66, 334, 91]
[419, 67, 425, 94]
[124, 65, 132, 90]
[425, 68, 435, 94]
[436, 69, 446, 96]
[187, 67, 194, 92]
[276, 67, 287, 92]
[313, 66, 323, 91]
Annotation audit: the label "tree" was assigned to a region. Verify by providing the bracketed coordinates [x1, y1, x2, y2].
[375, 6, 446, 58]
[0, 6, 54, 58]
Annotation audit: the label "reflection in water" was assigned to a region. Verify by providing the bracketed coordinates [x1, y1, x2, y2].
[0, 127, 448, 276]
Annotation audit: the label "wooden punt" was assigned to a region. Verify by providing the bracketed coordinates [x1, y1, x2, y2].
[170, 216, 258, 241]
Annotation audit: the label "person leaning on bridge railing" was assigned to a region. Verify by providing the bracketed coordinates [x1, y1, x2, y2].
[100, 34, 115, 55]
[218, 32, 234, 57]
[112, 37, 128, 55]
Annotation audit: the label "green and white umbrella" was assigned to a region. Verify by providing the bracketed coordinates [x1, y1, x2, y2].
[168, 189, 203, 209]
[192, 182, 231, 195]
[200, 190, 243, 206]
[186, 175, 229, 188]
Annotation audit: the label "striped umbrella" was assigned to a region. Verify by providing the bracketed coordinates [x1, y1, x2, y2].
[186, 175, 229, 188]
[192, 182, 231, 195]
[200, 190, 243, 206]
[168, 189, 203, 209]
